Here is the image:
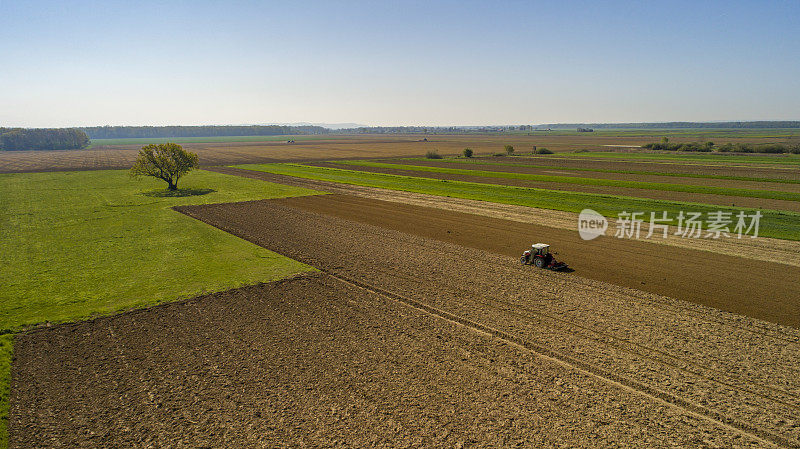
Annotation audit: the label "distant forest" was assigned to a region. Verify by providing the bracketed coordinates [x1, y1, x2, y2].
[2, 121, 799, 151]
[82, 125, 328, 139]
[0, 128, 89, 151]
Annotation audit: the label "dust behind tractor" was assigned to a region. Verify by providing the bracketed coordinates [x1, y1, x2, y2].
[520, 243, 568, 270]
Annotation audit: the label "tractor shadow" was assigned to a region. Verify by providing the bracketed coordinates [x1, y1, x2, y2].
[141, 188, 216, 198]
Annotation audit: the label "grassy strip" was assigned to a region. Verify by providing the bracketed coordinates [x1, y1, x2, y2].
[547, 152, 800, 166]
[333, 160, 800, 203]
[408, 157, 800, 185]
[236, 163, 800, 241]
[0, 169, 323, 445]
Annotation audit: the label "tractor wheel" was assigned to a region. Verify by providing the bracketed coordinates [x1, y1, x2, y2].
[520, 256, 527, 265]
[534, 257, 545, 268]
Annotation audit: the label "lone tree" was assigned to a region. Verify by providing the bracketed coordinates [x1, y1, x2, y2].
[504, 144, 514, 155]
[463, 148, 473, 158]
[130, 143, 199, 190]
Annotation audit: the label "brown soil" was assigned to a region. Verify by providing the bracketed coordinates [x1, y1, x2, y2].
[19, 274, 743, 448]
[310, 162, 800, 213]
[172, 197, 800, 445]
[208, 166, 800, 268]
[255, 194, 800, 328]
[11, 198, 800, 447]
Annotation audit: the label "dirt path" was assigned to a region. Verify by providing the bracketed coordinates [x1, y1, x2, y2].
[173, 198, 800, 446]
[207, 166, 800, 268]
[309, 161, 800, 213]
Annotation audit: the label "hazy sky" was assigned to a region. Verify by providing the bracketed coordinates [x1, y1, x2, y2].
[1, 0, 799, 127]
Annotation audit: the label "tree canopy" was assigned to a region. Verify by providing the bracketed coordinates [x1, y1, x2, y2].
[130, 143, 199, 190]
[0, 128, 89, 151]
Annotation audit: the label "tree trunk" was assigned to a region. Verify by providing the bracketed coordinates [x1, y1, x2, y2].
[167, 180, 177, 190]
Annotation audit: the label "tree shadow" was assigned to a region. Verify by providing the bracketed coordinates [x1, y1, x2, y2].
[141, 188, 216, 198]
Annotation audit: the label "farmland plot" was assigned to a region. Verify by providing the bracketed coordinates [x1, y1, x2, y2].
[11, 197, 800, 447]
[173, 197, 800, 447]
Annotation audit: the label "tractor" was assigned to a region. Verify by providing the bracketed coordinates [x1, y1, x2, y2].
[520, 243, 567, 270]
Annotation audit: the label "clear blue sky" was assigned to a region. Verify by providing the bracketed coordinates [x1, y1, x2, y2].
[1, 0, 798, 127]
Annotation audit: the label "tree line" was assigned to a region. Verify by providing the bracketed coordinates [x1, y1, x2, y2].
[0, 128, 90, 151]
[334, 126, 534, 134]
[82, 125, 329, 139]
[537, 121, 800, 130]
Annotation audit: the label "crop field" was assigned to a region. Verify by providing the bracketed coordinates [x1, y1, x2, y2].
[549, 152, 800, 166]
[2, 132, 798, 174]
[331, 160, 800, 202]
[6, 137, 800, 447]
[414, 157, 800, 184]
[235, 163, 800, 240]
[10, 196, 800, 447]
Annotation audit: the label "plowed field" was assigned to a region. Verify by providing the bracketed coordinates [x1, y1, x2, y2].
[10, 196, 800, 447]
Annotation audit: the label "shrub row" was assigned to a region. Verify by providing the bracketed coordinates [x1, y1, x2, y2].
[643, 141, 800, 154]
[716, 143, 800, 154]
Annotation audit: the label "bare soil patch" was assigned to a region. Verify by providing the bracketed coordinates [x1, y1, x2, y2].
[258, 194, 800, 328]
[173, 197, 800, 445]
[18, 274, 744, 448]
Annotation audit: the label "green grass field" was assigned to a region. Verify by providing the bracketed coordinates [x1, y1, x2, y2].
[0, 169, 323, 446]
[333, 160, 800, 203]
[415, 157, 800, 184]
[89, 134, 332, 146]
[237, 163, 800, 242]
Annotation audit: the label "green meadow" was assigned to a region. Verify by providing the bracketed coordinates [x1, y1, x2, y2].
[0, 169, 323, 445]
